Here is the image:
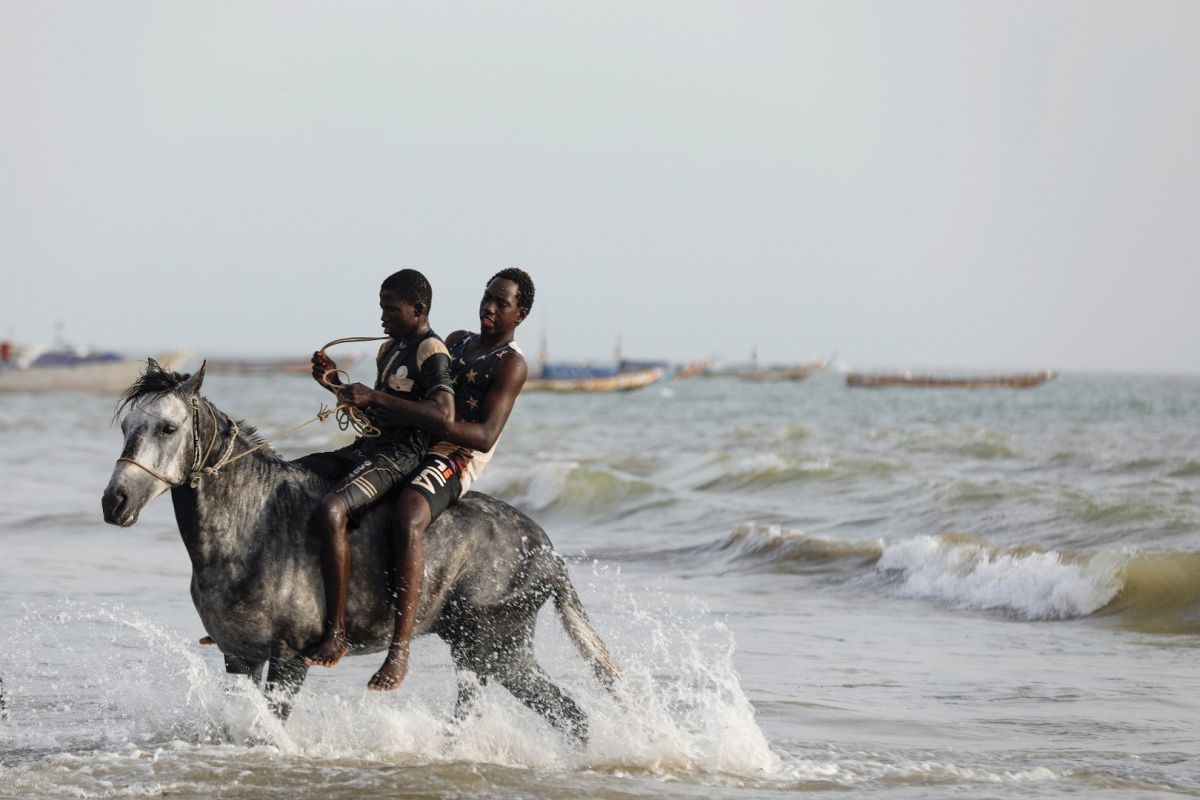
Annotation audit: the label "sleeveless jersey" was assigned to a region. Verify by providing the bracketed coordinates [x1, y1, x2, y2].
[430, 332, 523, 491]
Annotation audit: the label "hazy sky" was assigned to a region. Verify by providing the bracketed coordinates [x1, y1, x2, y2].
[3, 2, 1198, 373]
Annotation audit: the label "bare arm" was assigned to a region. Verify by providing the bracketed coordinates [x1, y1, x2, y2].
[343, 384, 455, 438]
[340, 336, 456, 436]
[440, 352, 527, 452]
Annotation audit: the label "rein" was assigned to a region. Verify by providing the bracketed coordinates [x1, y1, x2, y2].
[317, 335, 390, 439]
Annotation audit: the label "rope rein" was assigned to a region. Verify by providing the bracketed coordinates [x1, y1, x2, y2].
[317, 335, 391, 439]
[119, 335, 389, 488]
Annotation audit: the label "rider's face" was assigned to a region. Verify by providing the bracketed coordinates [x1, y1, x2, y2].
[479, 279, 527, 336]
[380, 291, 421, 339]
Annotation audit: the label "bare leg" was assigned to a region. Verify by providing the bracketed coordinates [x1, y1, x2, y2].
[305, 494, 352, 667]
[368, 489, 431, 691]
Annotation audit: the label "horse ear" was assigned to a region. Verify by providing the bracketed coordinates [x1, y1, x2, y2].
[146, 357, 162, 373]
[179, 360, 207, 396]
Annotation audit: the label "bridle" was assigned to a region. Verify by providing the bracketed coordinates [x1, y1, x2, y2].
[117, 395, 241, 489]
[114, 334, 386, 490]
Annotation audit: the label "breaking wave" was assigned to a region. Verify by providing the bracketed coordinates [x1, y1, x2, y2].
[690, 526, 1200, 630]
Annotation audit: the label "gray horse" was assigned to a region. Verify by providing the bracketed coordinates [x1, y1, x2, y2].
[101, 360, 619, 741]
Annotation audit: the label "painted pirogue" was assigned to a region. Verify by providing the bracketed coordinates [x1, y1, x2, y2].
[845, 370, 1057, 389]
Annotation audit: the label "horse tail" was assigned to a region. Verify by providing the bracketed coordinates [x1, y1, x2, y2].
[551, 564, 621, 692]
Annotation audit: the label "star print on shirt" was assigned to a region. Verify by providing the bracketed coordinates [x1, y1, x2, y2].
[466, 398, 479, 410]
[466, 369, 478, 383]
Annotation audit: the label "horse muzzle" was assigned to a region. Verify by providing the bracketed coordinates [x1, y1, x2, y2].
[101, 487, 139, 527]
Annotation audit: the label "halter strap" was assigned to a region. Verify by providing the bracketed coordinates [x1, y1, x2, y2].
[116, 456, 178, 486]
[117, 395, 241, 489]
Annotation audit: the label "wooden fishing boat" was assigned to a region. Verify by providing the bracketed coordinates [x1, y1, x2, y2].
[845, 370, 1057, 389]
[725, 360, 828, 382]
[705, 356, 829, 382]
[673, 357, 712, 380]
[525, 366, 665, 393]
[0, 349, 189, 393]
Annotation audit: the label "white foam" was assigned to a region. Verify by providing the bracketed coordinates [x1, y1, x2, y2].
[876, 535, 1124, 619]
[1, 582, 781, 782]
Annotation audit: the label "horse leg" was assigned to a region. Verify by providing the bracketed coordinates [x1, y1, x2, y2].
[223, 653, 264, 685]
[448, 638, 489, 724]
[489, 622, 589, 745]
[495, 659, 588, 745]
[265, 650, 309, 721]
[219, 653, 265, 743]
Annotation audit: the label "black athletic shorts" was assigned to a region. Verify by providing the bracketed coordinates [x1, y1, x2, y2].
[296, 440, 424, 520]
[404, 452, 463, 520]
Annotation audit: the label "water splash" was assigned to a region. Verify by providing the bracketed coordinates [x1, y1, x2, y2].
[0, 578, 781, 792]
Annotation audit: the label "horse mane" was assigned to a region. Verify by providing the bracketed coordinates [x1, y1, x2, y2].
[114, 359, 271, 455]
[115, 359, 191, 419]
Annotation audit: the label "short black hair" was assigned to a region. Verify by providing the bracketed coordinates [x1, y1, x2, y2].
[490, 267, 534, 313]
[381, 269, 433, 312]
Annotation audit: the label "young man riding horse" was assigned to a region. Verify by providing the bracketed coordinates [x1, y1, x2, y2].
[298, 269, 455, 669]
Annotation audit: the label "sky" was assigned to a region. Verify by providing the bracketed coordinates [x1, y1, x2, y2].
[2, 1, 1198, 374]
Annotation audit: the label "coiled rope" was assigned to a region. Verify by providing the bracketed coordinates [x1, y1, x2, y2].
[316, 335, 391, 438]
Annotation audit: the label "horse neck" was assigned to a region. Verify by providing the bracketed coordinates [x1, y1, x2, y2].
[170, 401, 282, 576]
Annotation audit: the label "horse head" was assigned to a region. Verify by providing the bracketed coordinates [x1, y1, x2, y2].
[102, 359, 207, 527]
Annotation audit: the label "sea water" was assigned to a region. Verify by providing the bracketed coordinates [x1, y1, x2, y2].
[1, 369, 1198, 798]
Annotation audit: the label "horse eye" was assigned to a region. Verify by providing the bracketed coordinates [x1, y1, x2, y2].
[162, 423, 178, 435]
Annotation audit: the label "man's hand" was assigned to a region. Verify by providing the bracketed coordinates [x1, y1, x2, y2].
[312, 351, 339, 389]
[338, 382, 375, 409]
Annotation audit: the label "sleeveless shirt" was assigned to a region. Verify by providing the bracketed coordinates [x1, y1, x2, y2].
[429, 332, 523, 492]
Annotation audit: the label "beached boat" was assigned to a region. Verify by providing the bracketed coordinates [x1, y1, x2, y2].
[525, 365, 665, 393]
[845, 370, 1057, 389]
[0, 349, 189, 393]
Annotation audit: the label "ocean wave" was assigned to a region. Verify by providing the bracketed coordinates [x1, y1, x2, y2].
[1168, 460, 1200, 478]
[681, 452, 897, 493]
[1098, 552, 1200, 633]
[692, 528, 1200, 629]
[479, 461, 665, 517]
[695, 524, 883, 574]
[876, 534, 1124, 620]
[880, 427, 1019, 460]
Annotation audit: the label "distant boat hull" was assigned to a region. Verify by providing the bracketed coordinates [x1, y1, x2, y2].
[846, 370, 1057, 389]
[711, 359, 829, 382]
[0, 352, 188, 393]
[525, 366, 665, 393]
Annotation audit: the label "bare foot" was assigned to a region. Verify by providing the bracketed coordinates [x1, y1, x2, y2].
[304, 631, 350, 668]
[367, 649, 409, 691]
